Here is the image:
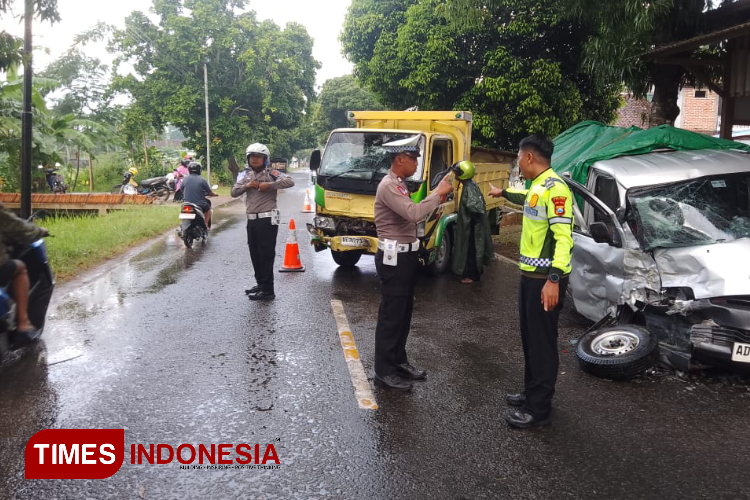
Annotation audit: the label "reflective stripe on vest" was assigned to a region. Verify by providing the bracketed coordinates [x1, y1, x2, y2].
[520, 255, 552, 268]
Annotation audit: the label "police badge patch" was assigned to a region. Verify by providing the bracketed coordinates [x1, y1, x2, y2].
[397, 186, 409, 196]
[552, 196, 567, 215]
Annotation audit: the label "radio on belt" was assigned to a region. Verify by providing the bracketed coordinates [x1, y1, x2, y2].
[383, 238, 397, 266]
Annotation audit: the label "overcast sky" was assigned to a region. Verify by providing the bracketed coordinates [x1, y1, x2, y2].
[0, 0, 354, 88]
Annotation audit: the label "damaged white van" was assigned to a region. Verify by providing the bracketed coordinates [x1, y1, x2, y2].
[553, 124, 750, 378]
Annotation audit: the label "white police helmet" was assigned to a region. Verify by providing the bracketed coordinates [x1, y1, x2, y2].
[246, 143, 270, 159]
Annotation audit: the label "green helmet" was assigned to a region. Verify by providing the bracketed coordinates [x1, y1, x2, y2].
[452, 160, 475, 181]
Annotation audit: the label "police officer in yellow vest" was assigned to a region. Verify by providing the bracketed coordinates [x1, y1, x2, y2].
[489, 134, 573, 429]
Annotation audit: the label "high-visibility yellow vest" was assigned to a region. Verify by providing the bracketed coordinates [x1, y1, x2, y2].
[504, 168, 574, 275]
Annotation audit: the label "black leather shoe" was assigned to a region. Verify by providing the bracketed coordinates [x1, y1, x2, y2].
[373, 373, 413, 391]
[248, 290, 275, 301]
[245, 285, 261, 295]
[505, 410, 551, 429]
[397, 363, 427, 380]
[506, 393, 525, 407]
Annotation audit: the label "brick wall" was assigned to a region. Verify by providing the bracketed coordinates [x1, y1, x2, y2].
[680, 86, 719, 136]
[615, 94, 650, 129]
[613, 89, 719, 136]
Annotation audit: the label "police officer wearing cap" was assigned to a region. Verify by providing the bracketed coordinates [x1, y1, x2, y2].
[373, 136, 453, 391]
[231, 143, 294, 301]
[489, 134, 574, 428]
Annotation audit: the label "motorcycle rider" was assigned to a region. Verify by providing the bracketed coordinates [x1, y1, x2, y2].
[0, 202, 49, 345]
[181, 161, 218, 229]
[174, 157, 191, 201]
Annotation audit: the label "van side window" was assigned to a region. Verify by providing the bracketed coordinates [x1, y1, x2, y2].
[429, 139, 452, 187]
[593, 175, 619, 222]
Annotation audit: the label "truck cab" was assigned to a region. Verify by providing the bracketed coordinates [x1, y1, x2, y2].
[306, 111, 514, 272]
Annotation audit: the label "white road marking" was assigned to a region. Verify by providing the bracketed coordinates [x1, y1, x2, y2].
[494, 253, 519, 266]
[330, 300, 378, 410]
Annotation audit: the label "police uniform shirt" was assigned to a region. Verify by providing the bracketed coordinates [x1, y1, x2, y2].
[374, 170, 442, 244]
[231, 167, 294, 213]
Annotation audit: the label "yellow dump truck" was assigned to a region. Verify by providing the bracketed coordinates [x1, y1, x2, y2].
[306, 111, 515, 273]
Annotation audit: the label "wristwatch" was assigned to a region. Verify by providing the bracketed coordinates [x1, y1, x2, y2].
[548, 272, 561, 284]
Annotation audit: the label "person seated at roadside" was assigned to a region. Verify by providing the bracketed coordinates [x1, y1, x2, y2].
[181, 161, 218, 229]
[0, 202, 49, 346]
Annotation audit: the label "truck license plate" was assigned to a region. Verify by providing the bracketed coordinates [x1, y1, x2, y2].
[179, 213, 196, 219]
[340, 237, 370, 248]
[731, 342, 750, 363]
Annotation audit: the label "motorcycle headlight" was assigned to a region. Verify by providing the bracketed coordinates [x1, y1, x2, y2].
[314, 216, 336, 230]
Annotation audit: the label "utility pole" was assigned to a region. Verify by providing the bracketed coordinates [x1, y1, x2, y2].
[204, 62, 211, 184]
[20, 0, 33, 218]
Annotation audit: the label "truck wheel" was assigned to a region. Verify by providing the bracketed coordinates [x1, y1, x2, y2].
[428, 229, 451, 275]
[576, 325, 658, 380]
[331, 250, 362, 267]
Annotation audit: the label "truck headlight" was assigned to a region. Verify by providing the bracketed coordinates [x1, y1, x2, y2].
[417, 221, 426, 238]
[314, 216, 336, 230]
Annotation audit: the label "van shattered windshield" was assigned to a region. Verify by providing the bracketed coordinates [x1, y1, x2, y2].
[629, 172, 750, 250]
[318, 132, 425, 183]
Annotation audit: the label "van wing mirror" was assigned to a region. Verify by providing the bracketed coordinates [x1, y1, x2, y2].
[310, 150, 321, 171]
[590, 222, 614, 245]
[616, 207, 627, 223]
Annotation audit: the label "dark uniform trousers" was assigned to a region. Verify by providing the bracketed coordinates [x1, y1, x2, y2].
[374, 249, 419, 376]
[246, 218, 279, 293]
[519, 275, 569, 419]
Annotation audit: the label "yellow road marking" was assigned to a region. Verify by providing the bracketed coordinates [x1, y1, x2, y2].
[331, 300, 378, 410]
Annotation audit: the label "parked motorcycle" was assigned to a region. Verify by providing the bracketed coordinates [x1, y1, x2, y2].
[177, 202, 209, 248]
[39, 166, 68, 194]
[0, 239, 55, 361]
[110, 168, 171, 201]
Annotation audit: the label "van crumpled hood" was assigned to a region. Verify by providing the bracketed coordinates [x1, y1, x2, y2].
[653, 238, 750, 299]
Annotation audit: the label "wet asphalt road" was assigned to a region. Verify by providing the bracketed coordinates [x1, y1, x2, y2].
[1, 171, 749, 500]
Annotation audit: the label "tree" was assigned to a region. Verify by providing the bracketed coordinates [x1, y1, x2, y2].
[563, 0, 717, 126]
[341, 0, 621, 149]
[109, 0, 320, 180]
[446, 0, 727, 127]
[0, 64, 103, 191]
[0, 0, 60, 70]
[313, 75, 384, 144]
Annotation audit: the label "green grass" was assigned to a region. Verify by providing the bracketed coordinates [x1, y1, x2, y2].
[42, 205, 181, 281]
[214, 185, 232, 197]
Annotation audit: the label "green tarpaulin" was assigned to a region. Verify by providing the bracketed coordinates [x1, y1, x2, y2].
[551, 121, 750, 185]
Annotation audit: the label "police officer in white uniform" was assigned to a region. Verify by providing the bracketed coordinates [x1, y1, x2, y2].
[231, 143, 294, 300]
[373, 136, 453, 391]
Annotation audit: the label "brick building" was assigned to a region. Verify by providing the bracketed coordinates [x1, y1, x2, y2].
[614, 86, 720, 136]
[614, 93, 651, 129]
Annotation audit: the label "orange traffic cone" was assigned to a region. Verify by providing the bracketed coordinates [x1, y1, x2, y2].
[279, 219, 305, 272]
[301, 188, 313, 213]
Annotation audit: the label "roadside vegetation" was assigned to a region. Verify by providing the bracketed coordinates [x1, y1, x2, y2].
[41, 206, 180, 282]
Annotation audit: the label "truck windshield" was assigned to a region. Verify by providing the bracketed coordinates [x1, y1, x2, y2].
[319, 132, 425, 182]
[629, 172, 750, 250]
